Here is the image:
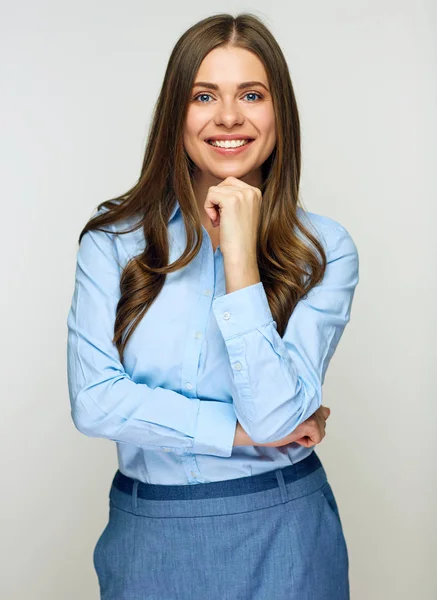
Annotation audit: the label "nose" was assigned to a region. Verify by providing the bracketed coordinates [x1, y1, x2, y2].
[213, 99, 244, 128]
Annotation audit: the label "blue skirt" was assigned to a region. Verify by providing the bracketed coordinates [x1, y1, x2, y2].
[93, 451, 349, 599]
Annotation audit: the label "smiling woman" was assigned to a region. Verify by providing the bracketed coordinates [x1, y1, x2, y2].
[184, 47, 276, 228]
[67, 11, 358, 600]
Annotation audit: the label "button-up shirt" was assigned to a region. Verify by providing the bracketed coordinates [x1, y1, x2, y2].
[66, 200, 359, 484]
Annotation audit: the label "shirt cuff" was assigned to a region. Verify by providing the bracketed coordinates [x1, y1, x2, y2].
[191, 401, 237, 457]
[212, 282, 274, 340]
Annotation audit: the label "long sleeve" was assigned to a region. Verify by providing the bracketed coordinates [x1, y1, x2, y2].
[66, 224, 237, 457]
[211, 223, 359, 445]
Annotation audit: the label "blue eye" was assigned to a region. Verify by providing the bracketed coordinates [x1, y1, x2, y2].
[194, 93, 213, 103]
[244, 92, 262, 102]
[193, 92, 263, 103]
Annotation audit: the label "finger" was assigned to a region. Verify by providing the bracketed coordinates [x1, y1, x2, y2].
[322, 407, 331, 419]
[203, 187, 239, 224]
[205, 209, 220, 227]
[309, 431, 322, 444]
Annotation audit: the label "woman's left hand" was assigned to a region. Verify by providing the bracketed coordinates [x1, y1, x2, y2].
[204, 176, 262, 261]
[234, 406, 331, 448]
[289, 405, 331, 448]
[257, 405, 331, 448]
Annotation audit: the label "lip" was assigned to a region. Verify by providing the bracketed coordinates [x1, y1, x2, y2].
[205, 138, 254, 155]
[205, 134, 255, 141]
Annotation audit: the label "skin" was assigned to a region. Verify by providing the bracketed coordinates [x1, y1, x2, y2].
[183, 44, 276, 245]
[183, 45, 330, 448]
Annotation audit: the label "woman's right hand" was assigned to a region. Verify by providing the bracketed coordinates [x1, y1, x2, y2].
[233, 405, 331, 448]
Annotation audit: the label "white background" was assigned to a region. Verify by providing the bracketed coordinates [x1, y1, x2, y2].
[1, 1, 436, 598]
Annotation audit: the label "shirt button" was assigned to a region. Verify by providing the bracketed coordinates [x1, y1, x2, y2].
[194, 331, 202, 339]
[185, 382, 193, 390]
[203, 289, 212, 296]
[233, 362, 242, 371]
[223, 311, 231, 320]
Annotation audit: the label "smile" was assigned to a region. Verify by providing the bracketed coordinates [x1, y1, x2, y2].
[208, 139, 250, 148]
[205, 139, 254, 155]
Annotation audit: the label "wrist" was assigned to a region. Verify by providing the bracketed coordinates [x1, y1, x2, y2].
[233, 422, 247, 446]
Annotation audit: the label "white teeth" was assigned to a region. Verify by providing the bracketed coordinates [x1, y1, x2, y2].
[208, 139, 251, 148]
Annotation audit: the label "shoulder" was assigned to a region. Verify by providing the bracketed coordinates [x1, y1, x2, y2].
[297, 206, 352, 237]
[86, 204, 145, 266]
[297, 207, 359, 261]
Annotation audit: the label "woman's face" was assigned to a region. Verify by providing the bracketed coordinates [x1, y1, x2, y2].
[183, 45, 276, 187]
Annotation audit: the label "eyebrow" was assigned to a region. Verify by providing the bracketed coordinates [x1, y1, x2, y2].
[192, 80, 269, 92]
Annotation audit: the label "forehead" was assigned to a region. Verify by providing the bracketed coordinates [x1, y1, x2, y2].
[195, 46, 268, 86]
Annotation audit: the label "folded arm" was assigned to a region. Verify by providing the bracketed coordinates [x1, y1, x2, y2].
[212, 223, 359, 445]
[67, 218, 237, 457]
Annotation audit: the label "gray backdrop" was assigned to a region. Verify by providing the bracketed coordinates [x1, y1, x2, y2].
[1, 1, 436, 598]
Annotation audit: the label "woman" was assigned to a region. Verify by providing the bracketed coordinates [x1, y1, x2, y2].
[67, 12, 359, 600]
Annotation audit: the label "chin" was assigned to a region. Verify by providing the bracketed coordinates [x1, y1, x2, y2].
[208, 165, 254, 179]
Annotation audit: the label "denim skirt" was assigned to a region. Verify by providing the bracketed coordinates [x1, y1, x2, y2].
[93, 451, 349, 599]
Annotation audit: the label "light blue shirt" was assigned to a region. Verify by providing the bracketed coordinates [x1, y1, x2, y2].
[67, 200, 359, 485]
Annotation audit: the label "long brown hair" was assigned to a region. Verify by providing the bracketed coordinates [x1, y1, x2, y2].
[78, 12, 327, 365]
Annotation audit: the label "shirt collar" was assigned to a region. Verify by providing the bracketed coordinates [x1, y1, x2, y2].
[168, 197, 180, 223]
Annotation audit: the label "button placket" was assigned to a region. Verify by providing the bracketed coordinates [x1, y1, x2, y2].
[181, 452, 202, 483]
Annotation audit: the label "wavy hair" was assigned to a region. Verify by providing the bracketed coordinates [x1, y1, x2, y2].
[78, 12, 327, 365]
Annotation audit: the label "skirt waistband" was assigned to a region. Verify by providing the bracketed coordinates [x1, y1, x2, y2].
[109, 451, 328, 518]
